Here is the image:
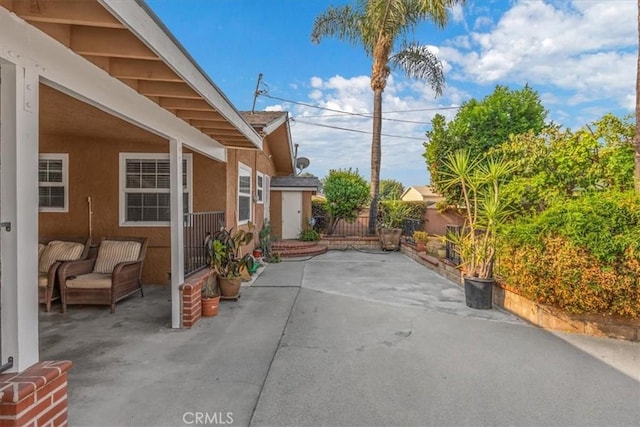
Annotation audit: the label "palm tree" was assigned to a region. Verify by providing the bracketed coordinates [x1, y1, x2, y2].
[312, 0, 464, 232]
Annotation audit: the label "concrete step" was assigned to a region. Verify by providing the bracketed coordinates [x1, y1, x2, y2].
[271, 240, 328, 258]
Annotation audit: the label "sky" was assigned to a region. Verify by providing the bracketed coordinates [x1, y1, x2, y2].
[146, 0, 637, 188]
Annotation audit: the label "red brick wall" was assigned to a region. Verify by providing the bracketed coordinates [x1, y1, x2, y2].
[0, 360, 72, 427]
[180, 269, 216, 328]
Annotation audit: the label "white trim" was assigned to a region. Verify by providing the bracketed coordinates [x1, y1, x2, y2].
[99, 0, 262, 150]
[0, 7, 226, 162]
[264, 174, 271, 221]
[169, 141, 184, 329]
[119, 152, 192, 227]
[256, 171, 265, 204]
[38, 153, 69, 212]
[238, 162, 252, 225]
[271, 186, 318, 192]
[1, 61, 40, 372]
[262, 114, 288, 136]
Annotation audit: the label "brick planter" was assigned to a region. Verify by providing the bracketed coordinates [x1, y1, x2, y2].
[0, 360, 72, 426]
[401, 242, 640, 342]
[180, 269, 217, 328]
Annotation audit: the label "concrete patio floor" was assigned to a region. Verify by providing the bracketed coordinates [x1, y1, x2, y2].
[40, 250, 640, 426]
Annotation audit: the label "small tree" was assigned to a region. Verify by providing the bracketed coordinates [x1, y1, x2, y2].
[323, 169, 370, 235]
[379, 179, 405, 201]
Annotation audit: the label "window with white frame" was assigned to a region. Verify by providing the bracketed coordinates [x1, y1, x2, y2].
[120, 153, 192, 226]
[256, 172, 265, 204]
[238, 162, 252, 224]
[39, 153, 68, 212]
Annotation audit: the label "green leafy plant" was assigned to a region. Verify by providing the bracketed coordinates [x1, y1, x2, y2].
[441, 149, 514, 279]
[323, 168, 370, 235]
[202, 274, 219, 299]
[412, 231, 430, 243]
[208, 226, 255, 279]
[378, 200, 411, 229]
[299, 229, 320, 242]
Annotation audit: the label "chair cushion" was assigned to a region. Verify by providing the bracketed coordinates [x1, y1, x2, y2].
[94, 240, 141, 274]
[38, 243, 46, 259]
[38, 241, 85, 273]
[38, 273, 48, 288]
[66, 273, 112, 289]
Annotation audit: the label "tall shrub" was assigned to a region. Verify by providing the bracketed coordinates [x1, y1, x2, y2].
[497, 191, 640, 317]
[323, 169, 370, 235]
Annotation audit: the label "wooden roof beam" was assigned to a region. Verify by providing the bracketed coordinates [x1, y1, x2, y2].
[109, 58, 182, 82]
[137, 81, 201, 99]
[70, 26, 158, 59]
[189, 119, 236, 129]
[9, 0, 125, 28]
[175, 110, 226, 121]
[158, 98, 215, 111]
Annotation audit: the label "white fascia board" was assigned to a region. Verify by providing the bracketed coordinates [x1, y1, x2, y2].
[262, 114, 288, 136]
[100, 0, 263, 151]
[0, 7, 226, 162]
[271, 187, 318, 192]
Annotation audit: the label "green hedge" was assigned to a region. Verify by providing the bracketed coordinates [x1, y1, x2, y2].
[496, 191, 640, 317]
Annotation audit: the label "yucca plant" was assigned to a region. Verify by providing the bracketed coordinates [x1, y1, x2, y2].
[440, 149, 514, 279]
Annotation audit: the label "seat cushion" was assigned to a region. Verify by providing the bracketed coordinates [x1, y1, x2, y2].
[38, 241, 85, 273]
[38, 273, 48, 288]
[66, 273, 112, 289]
[38, 243, 46, 259]
[94, 240, 141, 274]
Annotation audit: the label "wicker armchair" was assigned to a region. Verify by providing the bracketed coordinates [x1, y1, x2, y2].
[38, 236, 91, 312]
[57, 236, 148, 313]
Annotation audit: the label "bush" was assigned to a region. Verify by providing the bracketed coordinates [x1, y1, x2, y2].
[323, 169, 370, 235]
[496, 191, 640, 317]
[299, 229, 320, 242]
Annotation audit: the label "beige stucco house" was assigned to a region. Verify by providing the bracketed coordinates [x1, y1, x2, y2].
[0, 2, 301, 410]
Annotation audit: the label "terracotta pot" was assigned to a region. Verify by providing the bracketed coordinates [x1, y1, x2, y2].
[379, 228, 402, 251]
[416, 242, 426, 252]
[219, 276, 242, 298]
[201, 296, 220, 317]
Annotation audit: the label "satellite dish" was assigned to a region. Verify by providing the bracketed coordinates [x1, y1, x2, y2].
[296, 157, 310, 170]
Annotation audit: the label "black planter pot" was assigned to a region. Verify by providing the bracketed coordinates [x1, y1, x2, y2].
[464, 276, 494, 309]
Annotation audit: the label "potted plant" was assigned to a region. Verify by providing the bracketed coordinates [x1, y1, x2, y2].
[412, 231, 430, 252]
[208, 226, 255, 299]
[440, 149, 514, 309]
[201, 273, 220, 317]
[378, 200, 411, 250]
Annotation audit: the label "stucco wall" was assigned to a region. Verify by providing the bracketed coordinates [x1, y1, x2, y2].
[39, 132, 226, 285]
[423, 209, 464, 236]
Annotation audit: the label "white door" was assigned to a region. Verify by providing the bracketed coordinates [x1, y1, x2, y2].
[282, 192, 302, 239]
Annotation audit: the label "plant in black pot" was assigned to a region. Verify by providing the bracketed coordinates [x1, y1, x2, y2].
[378, 199, 411, 251]
[208, 226, 255, 300]
[440, 149, 514, 309]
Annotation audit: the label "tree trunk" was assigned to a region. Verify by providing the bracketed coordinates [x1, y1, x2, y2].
[369, 88, 383, 233]
[636, 0, 640, 191]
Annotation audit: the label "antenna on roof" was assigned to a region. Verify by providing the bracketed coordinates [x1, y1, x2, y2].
[251, 73, 264, 114]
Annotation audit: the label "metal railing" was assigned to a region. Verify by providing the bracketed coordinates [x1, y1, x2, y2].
[322, 214, 378, 237]
[402, 218, 422, 238]
[445, 224, 462, 265]
[184, 211, 225, 276]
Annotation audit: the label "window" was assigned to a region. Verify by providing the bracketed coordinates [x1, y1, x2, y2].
[256, 172, 264, 204]
[39, 154, 68, 212]
[120, 153, 192, 226]
[238, 162, 252, 224]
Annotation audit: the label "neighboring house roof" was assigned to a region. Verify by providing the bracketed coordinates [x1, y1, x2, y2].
[401, 186, 444, 204]
[270, 176, 320, 192]
[241, 111, 295, 175]
[3, 0, 262, 150]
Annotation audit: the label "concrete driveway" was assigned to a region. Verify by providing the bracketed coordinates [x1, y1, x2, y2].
[40, 250, 640, 426]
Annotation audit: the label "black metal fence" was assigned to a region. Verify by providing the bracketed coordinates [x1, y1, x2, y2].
[184, 211, 225, 276]
[445, 224, 462, 265]
[402, 218, 422, 239]
[320, 214, 377, 237]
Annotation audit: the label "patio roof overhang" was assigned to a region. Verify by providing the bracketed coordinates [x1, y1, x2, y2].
[1, 0, 262, 151]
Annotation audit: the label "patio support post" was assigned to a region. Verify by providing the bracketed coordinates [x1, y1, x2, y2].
[170, 140, 185, 328]
[0, 62, 40, 372]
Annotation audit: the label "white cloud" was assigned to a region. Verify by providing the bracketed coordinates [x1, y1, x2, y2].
[438, 0, 636, 115]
